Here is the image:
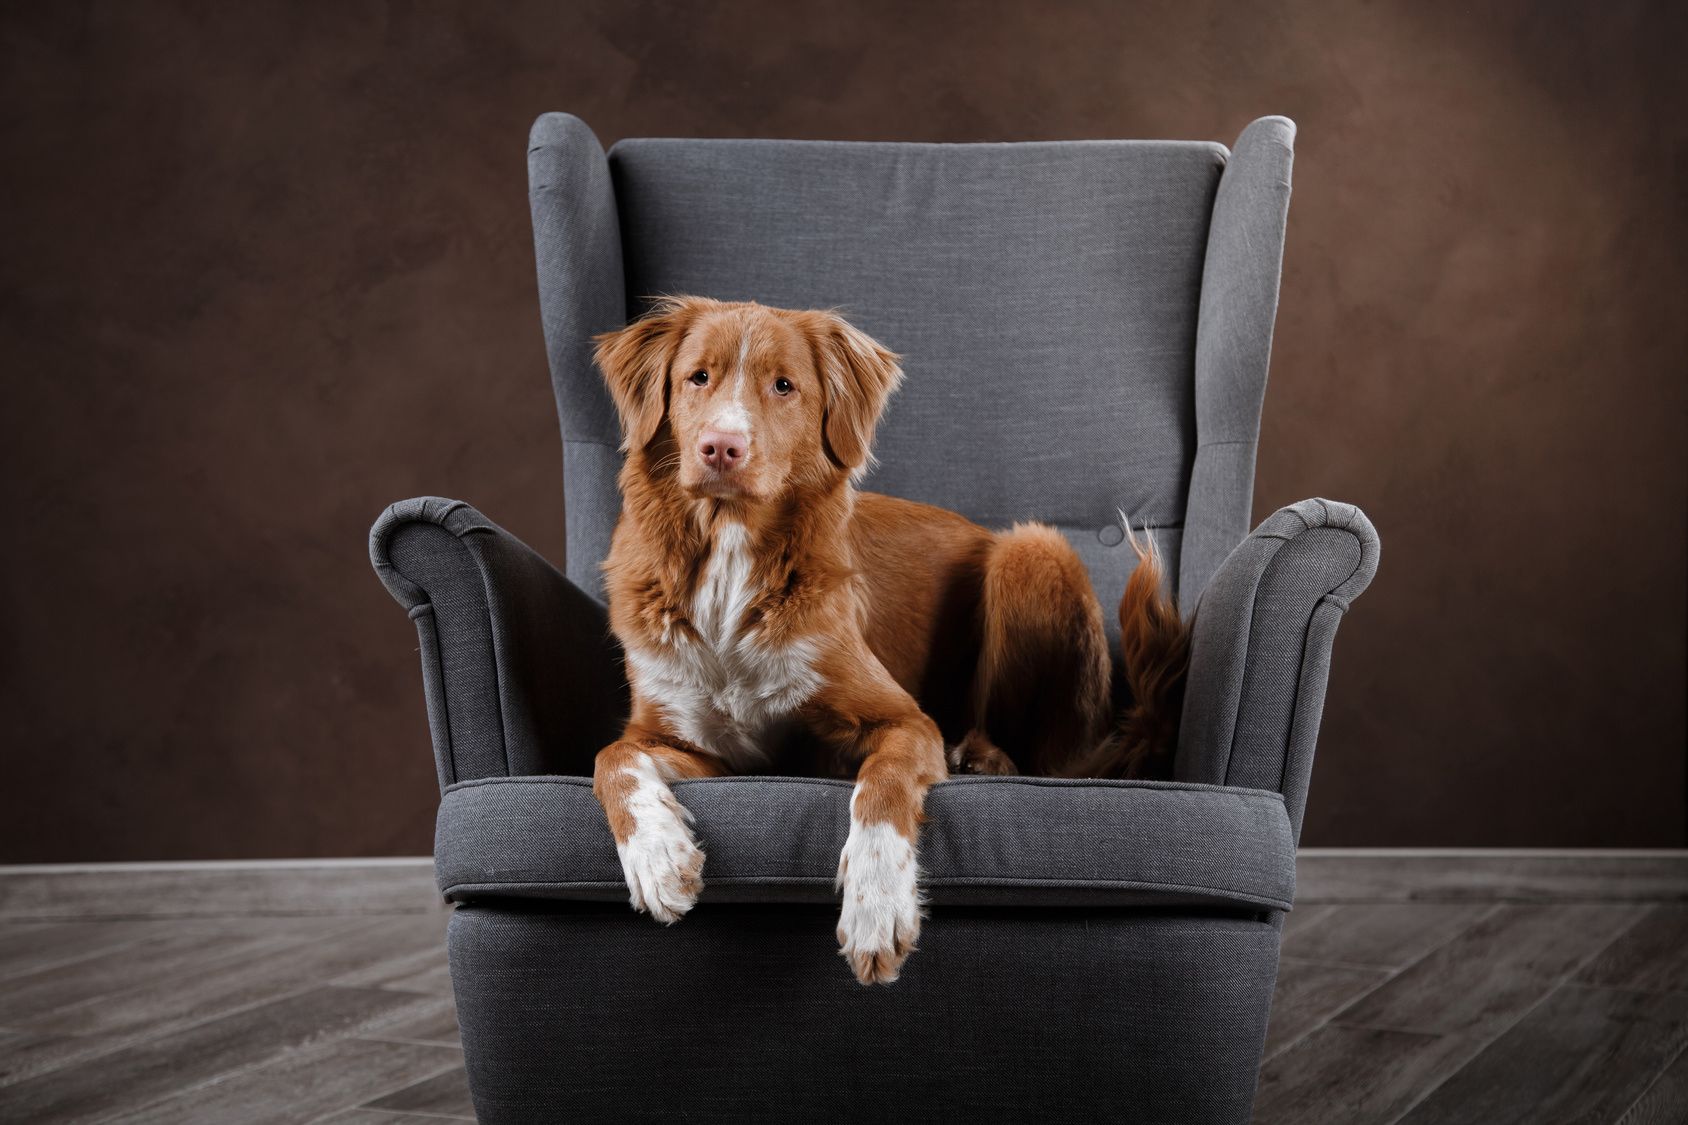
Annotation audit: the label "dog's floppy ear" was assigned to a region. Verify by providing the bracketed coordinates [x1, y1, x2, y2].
[593, 299, 697, 451]
[808, 312, 903, 477]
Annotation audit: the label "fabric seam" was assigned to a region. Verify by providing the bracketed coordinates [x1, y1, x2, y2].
[438, 877, 1291, 910]
[412, 604, 455, 788]
[441, 774, 1286, 802]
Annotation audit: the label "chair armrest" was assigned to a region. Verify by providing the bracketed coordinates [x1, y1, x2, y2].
[369, 497, 625, 788]
[1174, 498, 1380, 840]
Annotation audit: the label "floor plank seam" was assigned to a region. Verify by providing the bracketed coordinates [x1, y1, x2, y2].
[339, 1055, 472, 1121]
[1296, 894, 1688, 906]
[1277, 953, 1430, 973]
[1559, 980, 1688, 1000]
[1375, 913, 1659, 1125]
[0, 907, 447, 923]
[3, 922, 370, 1039]
[359, 1034, 463, 1048]
[307, 1108, 472, 1124]
[1320, 1018, 1452, 1039]
[1262, 903, 1506, 1064]
[0, 930, 451, 1091]
[1610, 1037, 1688, 1124]
[0, 935, 157, 986]
[339, 1108, 476, 1123]
[1260, 965, 1411, 1064]
[63, 992, 459, 1124]
[0, 941, 343, 1088]
[61, 1005, 412, 1122]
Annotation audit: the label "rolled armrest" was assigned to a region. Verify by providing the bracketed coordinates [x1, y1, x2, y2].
[369, 497, 625, 788]
[1174, 498, 1380, 840]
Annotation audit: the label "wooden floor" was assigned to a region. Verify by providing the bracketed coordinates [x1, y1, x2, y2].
[0, 853, 1685, 1123]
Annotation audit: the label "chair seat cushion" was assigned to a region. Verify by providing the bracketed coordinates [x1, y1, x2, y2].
[435, 775, 1295, 912]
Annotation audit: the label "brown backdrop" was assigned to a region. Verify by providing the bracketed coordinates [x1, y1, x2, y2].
[3, 1, 1683, 861]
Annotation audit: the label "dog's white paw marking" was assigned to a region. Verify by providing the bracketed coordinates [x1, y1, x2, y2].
[835, 792, 921, 985]
[615, 753, 704, 924]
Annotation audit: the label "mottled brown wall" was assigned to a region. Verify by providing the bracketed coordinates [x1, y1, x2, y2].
[2, 1, 1682, 860]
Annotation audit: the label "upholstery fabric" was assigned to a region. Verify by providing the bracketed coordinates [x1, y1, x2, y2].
[434, 774, 1296, 910]
[369, 497, 624, 786]
[527, 114, 628, 596]
[1181, 116, 1297, 601]
[450, 902, 1278, 1124]
[607, 136, 1221, 533]
[1176, 498, 1382, 839]
[529, 116, 1242, 608]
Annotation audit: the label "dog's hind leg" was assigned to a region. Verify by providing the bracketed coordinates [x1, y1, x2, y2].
[955, 523, 1112, 776]
[947, 728, 1019, 775]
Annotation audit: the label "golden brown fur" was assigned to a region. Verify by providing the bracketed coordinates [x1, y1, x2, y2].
[588, 297, 1189, 985]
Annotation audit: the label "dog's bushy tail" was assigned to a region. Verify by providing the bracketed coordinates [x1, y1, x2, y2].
[1055, 521, 1191, 780]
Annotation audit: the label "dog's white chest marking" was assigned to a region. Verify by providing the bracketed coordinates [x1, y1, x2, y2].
[628, 522, 820, 769]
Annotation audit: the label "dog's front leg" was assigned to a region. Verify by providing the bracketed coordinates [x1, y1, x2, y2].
[808, 666, 947, 985]
[593, 730, 726, 924]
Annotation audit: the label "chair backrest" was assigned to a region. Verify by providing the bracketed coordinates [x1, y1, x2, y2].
[528, 115, 1294, 625]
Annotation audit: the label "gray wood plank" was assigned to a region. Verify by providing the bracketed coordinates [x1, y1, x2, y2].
[19, 914, 448, 1039]
[1252, 1023, 1472, 1125]
[1277, 903, 1492, 969]
[1616, 1043, 1688, 1125]
[0, 918, 407, 1088]
[1398, 984, 1688, 1125]
[216, 915, 413, 942]
[0, 917, 355, 980]
[0, 861, 442, 920]
[1264, 958, 1390, 1059]
[121, 1037, 464, 1124]
[0, 924, 291, 1024]
[318, 1109, 474, 1124]
[365, 1064, 476, 1118]
[1336, 904, 1650, 1038]
[0, 1028, 120, 1087]
[1296, 852, 1688, 904]
[333, 945, 452, 995]
[0, 986, 438, 1122]
[1576, 905, 1688, 995]
[0, 921, 160, 981]
[369, 958, 452, 996]
[360, 1000, 461, 1046]
[1279, 903, 1339, 952]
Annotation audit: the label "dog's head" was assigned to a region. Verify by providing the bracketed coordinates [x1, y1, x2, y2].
[594, 297, 902, 502]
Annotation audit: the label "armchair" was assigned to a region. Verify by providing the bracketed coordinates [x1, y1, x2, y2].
[371, 113, 1378, 1124]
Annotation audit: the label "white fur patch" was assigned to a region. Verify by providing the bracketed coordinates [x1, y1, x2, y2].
[693, 521, 755, 644]
[835, 788, 922, 984]
[614, 751, 704, 924]
[711, 398, 751, 436]
[708, 327, 754, 435]
[626, 522, 822, 770]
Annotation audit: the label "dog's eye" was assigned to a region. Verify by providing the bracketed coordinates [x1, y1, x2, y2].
[689, 370, 709, 387]
[773, 377, 793, 396]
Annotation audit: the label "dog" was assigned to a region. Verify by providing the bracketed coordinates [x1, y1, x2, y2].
[590, 296, 1188, 985]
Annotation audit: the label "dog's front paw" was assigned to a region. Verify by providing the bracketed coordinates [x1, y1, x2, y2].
[617, 800, 705, 924]
[835, 820, 921, 984]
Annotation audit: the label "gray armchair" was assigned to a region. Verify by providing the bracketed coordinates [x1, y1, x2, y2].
[370, 113, 1378, 1124]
